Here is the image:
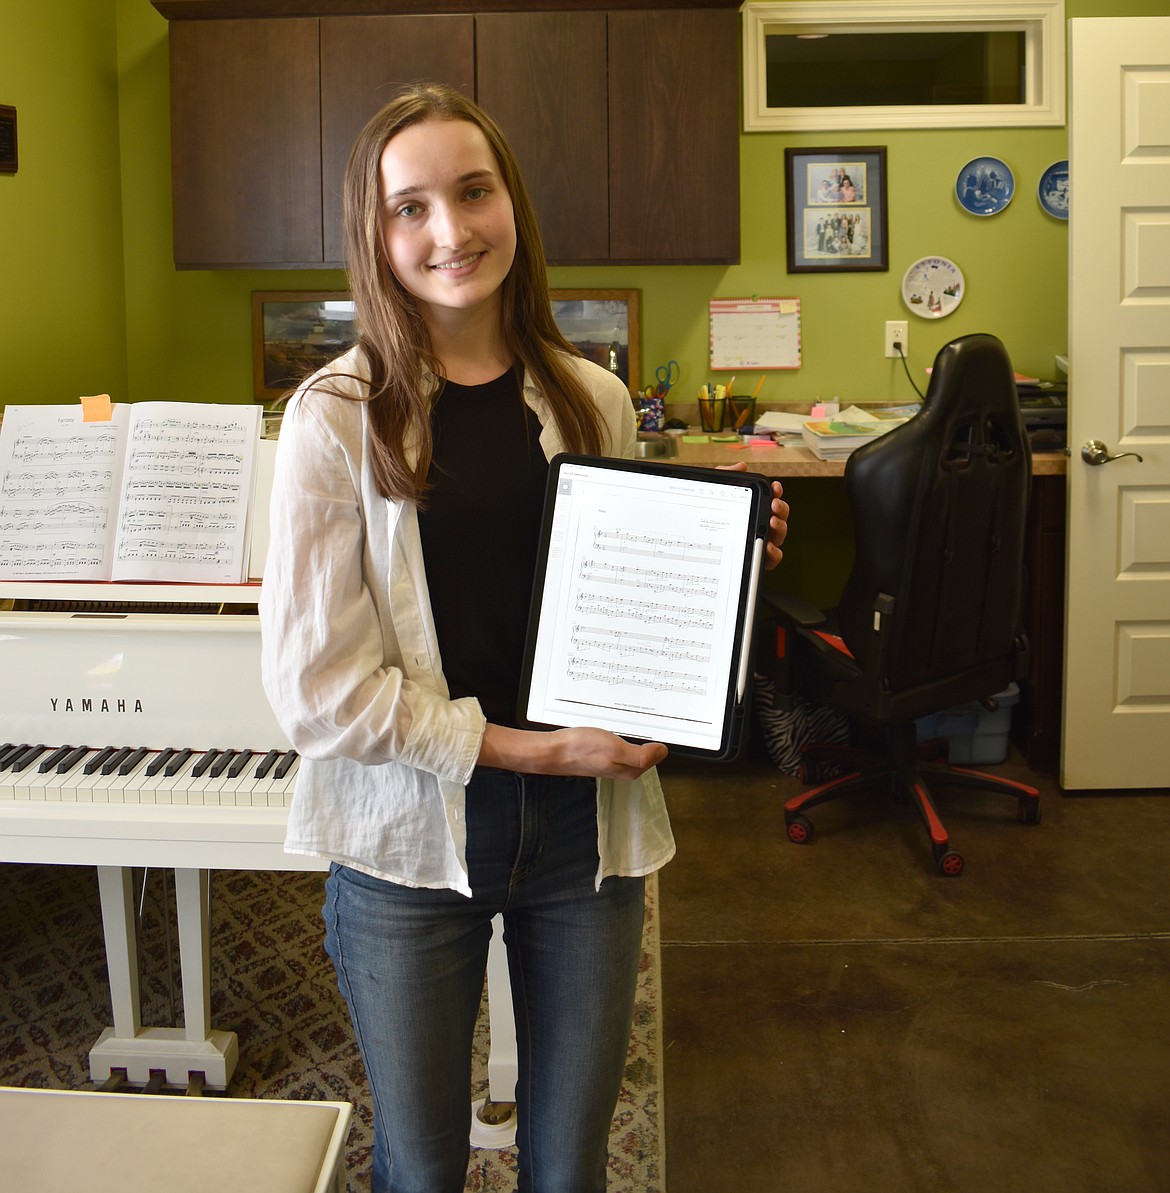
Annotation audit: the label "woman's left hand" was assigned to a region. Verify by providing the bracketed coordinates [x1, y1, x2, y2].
[717, 464, 790, 570]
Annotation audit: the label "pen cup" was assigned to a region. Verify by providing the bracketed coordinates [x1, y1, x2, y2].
[636, 394, 665, 432]
[698, 395, 726, 432]
[727, 397, 756, 431]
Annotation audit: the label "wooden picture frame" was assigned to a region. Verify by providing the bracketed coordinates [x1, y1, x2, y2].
[784, 147, 888, 273]
[0, 105, 17, 174]
[251, 291, 356, 401]
[549, 289, 641, 396]
[252, 288, 641, 400]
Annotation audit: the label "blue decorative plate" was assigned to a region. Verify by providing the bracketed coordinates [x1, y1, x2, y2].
[1038, 160, 1070, 220]
[956, 156, 1015, 216]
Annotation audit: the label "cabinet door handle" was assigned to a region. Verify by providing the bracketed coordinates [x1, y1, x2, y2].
[1080, 439, 1144, 466]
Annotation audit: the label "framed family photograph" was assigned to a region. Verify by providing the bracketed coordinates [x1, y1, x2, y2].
[549, 289, 641, 396]
[784, 147, 888, 273]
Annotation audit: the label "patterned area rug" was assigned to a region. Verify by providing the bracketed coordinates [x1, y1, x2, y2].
[0, 862, 664, 1192]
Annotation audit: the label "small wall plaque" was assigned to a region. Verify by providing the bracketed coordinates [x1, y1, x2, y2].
[0, 105, 17, 174]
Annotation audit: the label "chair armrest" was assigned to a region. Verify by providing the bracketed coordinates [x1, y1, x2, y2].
[760, 589, 828, 629]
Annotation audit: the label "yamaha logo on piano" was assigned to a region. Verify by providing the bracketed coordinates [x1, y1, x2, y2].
[49, 697, 145, 713]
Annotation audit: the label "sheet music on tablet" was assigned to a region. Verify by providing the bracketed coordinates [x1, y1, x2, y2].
[520, 455, 771, 759]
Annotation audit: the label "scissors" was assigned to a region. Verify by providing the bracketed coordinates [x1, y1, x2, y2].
[654, 360, 681, 396]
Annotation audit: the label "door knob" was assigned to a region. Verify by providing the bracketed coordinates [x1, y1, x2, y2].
[1081, 439, 1144, 466]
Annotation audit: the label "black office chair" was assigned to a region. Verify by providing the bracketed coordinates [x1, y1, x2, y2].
[758, 333, 1040, 875]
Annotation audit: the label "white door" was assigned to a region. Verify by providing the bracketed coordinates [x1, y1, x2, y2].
[1063, 17, 1170, 789]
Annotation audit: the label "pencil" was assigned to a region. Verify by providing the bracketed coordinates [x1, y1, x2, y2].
[752, 374, 765, 399]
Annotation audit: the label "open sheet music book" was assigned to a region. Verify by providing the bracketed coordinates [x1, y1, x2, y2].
[0, 401, 262, 584]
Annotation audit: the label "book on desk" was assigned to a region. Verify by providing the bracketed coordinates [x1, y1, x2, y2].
[800, 405, 916, 461]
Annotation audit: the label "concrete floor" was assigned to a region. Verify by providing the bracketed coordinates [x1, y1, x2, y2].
[657, 748, 1170, 1193]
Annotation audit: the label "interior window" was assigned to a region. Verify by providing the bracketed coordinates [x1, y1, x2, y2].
[743, 1, 1066, 131]
[765, 31, 1027, 109]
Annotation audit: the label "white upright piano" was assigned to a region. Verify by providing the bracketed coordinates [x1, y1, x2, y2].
[0, 581, 517, 1122]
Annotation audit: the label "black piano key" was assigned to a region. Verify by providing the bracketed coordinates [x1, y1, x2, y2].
[209, 750, 236, 779]
[227, 749, 253, 779]
[38, 745, 74, 774]
[145, 748, 176, 777]
[83, 747, 116, 776]
[192, 750, 220, 778]
[56, 745, 91, 774]
[118, 747, 150, 776]
[101, 747, 133, 776]
[11, 745, 47, 773]
[1, 744, 30, 772]
[0, 744, 20, 768]
[164, 748, 193, 777]
[273, 749, 298, 779]
[253, 749, 280, 779]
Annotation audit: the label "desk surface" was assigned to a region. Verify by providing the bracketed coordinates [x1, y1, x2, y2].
[667, 440, 1067, 478]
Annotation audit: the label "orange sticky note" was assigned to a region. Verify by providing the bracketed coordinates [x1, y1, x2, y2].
[80, 394, 113, 422]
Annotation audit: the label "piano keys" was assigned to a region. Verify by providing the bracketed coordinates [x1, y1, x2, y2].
[0, 741, 300, 806]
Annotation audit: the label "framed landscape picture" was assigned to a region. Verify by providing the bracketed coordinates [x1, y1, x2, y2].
[549, 289, 641, 395]
[253, 288, 641, 399]
[252, 291, 356, 400]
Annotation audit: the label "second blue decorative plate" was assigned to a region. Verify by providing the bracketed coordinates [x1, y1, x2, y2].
[956, 156, 1015, 216]
[1038, 160, 1070, 220]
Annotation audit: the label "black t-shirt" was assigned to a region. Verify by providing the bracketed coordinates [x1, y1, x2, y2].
[417, 368, 549, 728]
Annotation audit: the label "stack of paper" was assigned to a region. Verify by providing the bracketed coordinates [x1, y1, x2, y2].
[800, 405, 916, 461]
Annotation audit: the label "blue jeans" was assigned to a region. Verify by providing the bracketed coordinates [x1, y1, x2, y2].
[322, 769, 646, 1193]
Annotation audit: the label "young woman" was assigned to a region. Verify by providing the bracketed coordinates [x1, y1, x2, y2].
[260, 83, 789, 1193]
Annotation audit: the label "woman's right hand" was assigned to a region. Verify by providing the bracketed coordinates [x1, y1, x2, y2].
[479, 724, 667, 781]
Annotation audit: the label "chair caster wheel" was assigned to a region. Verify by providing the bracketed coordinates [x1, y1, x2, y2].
[938, 850, 965, 876]
[786, 814, 814, 844]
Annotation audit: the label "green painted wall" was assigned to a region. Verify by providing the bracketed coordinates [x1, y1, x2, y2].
[4, 0, 1169, 414]
[1, 2, 127, 405]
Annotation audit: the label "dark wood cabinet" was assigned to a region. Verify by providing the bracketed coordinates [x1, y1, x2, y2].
[169, 18, 322, 267]
[608, 9, 739, 263]
[158, 4, 740, 268]
[476, 12, 609, 264]
[319, 15, 474, 264]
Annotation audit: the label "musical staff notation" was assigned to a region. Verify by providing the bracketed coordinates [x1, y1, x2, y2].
[592, 527, 723, 565]
[0, 401, 261, 583]
[565, 657, 707, 697]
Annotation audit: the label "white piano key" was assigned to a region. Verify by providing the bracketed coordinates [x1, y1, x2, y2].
[59, 748, 108, 802]
[5, 745, 49, 799]
[16, 760, 58, 802]
[159, 751, 203, 805]
[33, 749, 89, 803]
[266, 755, 301, 807]
[104, 752, 156, 805]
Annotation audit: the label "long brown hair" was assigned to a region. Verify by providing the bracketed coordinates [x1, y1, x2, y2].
[337, 83, 605, 503]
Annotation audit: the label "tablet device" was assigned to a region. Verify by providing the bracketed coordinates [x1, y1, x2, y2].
[518, 453, 773, 760]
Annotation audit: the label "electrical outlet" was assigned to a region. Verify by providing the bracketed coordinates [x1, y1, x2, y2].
[884, 320, 908, 358]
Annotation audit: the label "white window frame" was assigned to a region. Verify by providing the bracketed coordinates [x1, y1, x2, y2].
[742, 0, 1066, 131]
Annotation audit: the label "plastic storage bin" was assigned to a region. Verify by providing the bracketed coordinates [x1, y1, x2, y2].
[914, 683, 1019, 765]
